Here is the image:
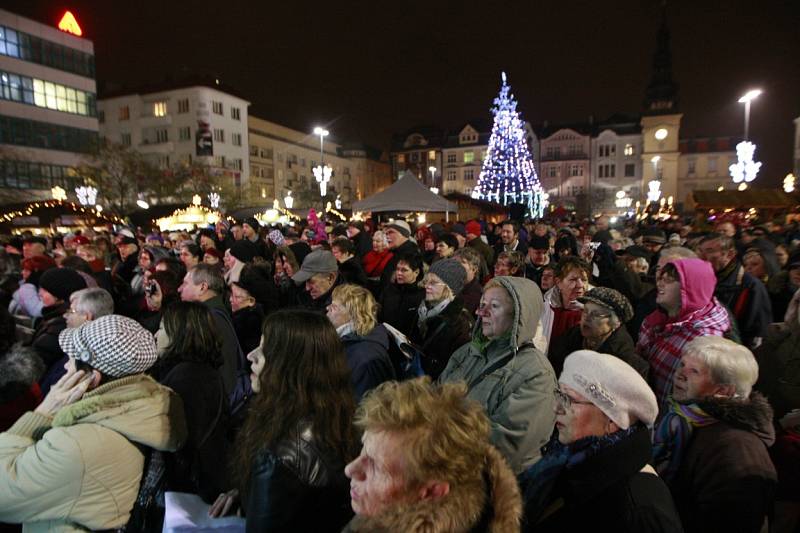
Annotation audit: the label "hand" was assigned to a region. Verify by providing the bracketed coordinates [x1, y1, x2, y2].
[35, 367, 93, 417]
[208, 489, 239, 518]
[145, 281, 163, 311]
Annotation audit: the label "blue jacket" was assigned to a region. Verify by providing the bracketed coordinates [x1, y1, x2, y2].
[341, 325, 395, 403]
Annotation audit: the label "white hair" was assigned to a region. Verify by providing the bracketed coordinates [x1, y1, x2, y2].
[683, 336, 759, 398]
[70, 288, 114, 319]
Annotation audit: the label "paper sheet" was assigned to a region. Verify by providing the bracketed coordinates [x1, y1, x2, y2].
[163, 492, 245, 532]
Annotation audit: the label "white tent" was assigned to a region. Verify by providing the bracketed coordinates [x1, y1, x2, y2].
[352, 171, 457, 217]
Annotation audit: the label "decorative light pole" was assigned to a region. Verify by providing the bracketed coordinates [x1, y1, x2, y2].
[312, 127, 332, 211]
[730, 90, 763, 188]
[738, 89, 761, 141]
[208, 192, 220, 209]
[428, 165, 437, 189]
[335, 194, 342, 210]
[75, 186, 98, 206]
[284, 190, 294, 209]
[51, 186, 67, 201]
[784, 173, 796, 193]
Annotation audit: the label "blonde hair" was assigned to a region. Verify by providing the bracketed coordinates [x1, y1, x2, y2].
[77, 244, 101, 261]
[331, 284, 378, 336]
[356, 377, 491, 489]
[684, 336, 759, 398]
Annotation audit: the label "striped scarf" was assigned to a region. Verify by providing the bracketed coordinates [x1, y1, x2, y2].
[652, 399, 717, 483]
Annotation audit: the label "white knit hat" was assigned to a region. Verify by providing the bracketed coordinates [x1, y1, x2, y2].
[559, 350, 658, 428]
[59, 315, 158, 378]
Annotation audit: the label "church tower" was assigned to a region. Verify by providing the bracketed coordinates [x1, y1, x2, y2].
[640, 5, 682, 205]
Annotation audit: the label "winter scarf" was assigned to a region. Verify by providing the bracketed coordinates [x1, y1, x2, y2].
[520, 425, 640, 523]
[416, 297, 453, 336]
[652, 400, 717, 483]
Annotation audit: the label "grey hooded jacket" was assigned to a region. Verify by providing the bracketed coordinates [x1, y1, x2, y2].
[439, 276, 557, 474]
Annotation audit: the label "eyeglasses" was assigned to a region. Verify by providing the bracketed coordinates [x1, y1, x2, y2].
[554, 388, 594, 411]
[581, 309, 611, 322]
[422, 278, 444, 288]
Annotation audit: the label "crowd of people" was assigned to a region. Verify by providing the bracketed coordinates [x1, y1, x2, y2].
[0, 212, 798, 532]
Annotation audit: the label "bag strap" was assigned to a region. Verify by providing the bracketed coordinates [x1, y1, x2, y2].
[466, 341, 534, 390]
[420, 320, 449, 352]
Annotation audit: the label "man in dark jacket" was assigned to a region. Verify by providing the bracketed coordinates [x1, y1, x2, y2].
[493, 220, 528, 263]
[698, 233, 772, 348]
[347, 221, 372, 259]
[379, 220, 421, 289]
[523, 235, 552, 289]
[465, 220, 494, 270]
[653, 336, 777, 533]
[179, 263, 244, 397]
[292, 249, 343, 312]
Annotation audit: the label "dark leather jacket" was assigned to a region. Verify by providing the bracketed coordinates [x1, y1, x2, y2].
[245, 422, 352, 532]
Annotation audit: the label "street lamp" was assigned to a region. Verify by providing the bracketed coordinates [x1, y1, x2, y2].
[284, 190, 294, 209]
[738, 89, 762, 141]
[428, 165, 437, 188]
[312, 126, 332, 202]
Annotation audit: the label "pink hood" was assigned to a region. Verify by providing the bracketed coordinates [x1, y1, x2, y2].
[670, 258, 717, 317]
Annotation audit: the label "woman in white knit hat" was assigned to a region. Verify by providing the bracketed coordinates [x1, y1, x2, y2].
[520, 350, 683, 533]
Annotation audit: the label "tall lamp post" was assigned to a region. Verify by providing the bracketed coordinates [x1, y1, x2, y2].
[738, 89, 762, 141]
[312, 126, 331, 215]
[428, 165, 437, 189]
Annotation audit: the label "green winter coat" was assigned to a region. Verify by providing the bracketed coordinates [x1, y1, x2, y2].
[0, 374, 186, 532]
[439, 276, 557, 474]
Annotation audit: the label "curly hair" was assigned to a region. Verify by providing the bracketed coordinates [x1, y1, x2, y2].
[356, 377, 491, 489]
[554, 255, 590, 279]
[232, 309, 359, 494]
[332, 284, 378, 336]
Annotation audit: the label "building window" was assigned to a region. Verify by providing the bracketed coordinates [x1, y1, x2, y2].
[0, 71, 96, 117]
[0, 25, 96, 78]
[177, 98, 189, 113]
[153, 101, 167, 117]
[155, 128, 168, 143]
[232, 133, 242, 146]
[212, 101, 223, 115]
[121, 133, 131, 146]
[397, 154, 405, 164]
[411, 152, 418, 163]
[231, 107, 241, 120]
[179, 127, 191, 141]
[232, 159, 243, 171]
[213, 129, 224, 142]
[687, 159, 696, 175]
[599, 164, 616, 178]
[569, 164, 582, 177]
[708, 157, 717, 173]
[446, 170, 456, 181]
[428, 150, 436, 161]
[464, 151, 475, 163]
[158, 155, 170, 168]
[464, 169, 474, 181]
[624, 163, 635, 177]
[545, 146, 561, 159]
[98, 111, 105, 123]
[119, 106, 130, 121]
[213, 156, 225, 167]
[624, 144, 634, 156]
[447, 153, 456, 164]
[464, 187, 473, 195]
[261, 148, 273, 159]
[0, 114, 97, 153]
[547, 166, 558, 178]
[599, 144, 616, 157]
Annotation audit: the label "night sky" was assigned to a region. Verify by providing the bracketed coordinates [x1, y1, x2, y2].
[6, 0, 800, 187]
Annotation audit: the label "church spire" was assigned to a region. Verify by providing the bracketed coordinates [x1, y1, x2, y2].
[643, 2, 679, 115]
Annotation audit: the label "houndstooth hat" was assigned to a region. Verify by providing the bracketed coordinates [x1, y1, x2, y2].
[58, 315, 158, 378]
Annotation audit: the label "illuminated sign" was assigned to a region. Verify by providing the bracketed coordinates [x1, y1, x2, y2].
[58, 11, 83, 37]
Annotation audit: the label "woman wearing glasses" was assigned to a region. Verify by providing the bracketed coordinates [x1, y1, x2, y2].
[547, 287, 648, 377]
[409, 258, 473, 379]
[520, 350, 682, 532]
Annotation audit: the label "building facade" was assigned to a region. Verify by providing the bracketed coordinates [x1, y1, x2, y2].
[0, 9, 98, 202]
[248, 116, 390, 208]
[98, 82, 250, 201]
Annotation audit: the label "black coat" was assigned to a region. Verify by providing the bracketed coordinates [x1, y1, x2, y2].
[461, 277, 482, 316]
[714, 261, 773, 348]
[203, 295, 245, 397]
[410, 297, 473, 380]
[233, 304, 266, 356]
[29, 302, 68, 369]
[338, 257, 369, 288]
[523, 427, 683, 533]
[378, 282, 425, 337]
[245, 422, 352, 532]
[380, 240, 421, 288]
[341, 325, 396, 403]
[548, 325, 649, 378]
[159, 361, 229, 503]
[350, 231, 372, 259]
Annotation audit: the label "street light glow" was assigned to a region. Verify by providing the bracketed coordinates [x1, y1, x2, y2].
[738, 89, 762, 103]
[313, 127, 329, 137]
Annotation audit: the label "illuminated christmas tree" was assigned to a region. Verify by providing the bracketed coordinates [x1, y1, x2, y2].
[472, 72, 546, 218]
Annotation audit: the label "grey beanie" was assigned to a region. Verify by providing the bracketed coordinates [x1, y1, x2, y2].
[429, 258, 466, 296]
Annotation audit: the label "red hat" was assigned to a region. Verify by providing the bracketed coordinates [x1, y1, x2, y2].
[204, 248, 222, 259]
[72, 235, 90, 245]
[465, 220, 482, 237]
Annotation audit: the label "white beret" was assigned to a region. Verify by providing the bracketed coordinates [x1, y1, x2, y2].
[559, 350, 658, 428]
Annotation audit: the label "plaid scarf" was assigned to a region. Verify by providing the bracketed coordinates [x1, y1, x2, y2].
[637, 299, 730, 408]
[652, 399, 717, 483]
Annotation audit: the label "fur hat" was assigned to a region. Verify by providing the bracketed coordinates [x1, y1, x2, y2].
[560, 350, 658, 428]
[428, 258, 466, 296]
[58, 315, 158, 378]
[229, 240, 258, 263]
[39, 267, 87, 302]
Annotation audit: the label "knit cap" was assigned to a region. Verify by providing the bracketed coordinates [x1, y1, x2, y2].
[229, 240, 258, 263]
[428, 258, 466, 296]
[268, 229, 285, 247]
[39, 267, 88, 302]
[465, 220, 482, 237]
[386, 220, 411, 238]
[59, 315, 158, 378]
[560, 350, 658, 428]
[242, 217, 261, 232]
[528, 235, 550, 251]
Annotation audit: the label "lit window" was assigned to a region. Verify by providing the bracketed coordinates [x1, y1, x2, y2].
[154, 101, 167, 117]
[397, 154, 405, 163]
[428, 150, 436, 161]
[624, 144, 634, 156]
[464, 152, 475, 163]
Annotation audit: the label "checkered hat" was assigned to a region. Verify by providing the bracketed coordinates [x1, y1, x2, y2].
[578, 287, 634, 323]
[58, 315, 158, 378]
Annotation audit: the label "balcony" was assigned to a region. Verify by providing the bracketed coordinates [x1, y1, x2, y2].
[540, 151, 588, 162]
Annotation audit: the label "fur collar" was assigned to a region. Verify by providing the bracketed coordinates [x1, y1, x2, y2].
[693, 391, 775, 446]
[343, 446, 521, 532]
[52, 374, 156, 427]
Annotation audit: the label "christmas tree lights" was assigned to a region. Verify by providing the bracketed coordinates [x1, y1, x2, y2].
[472, 72, 546, 218]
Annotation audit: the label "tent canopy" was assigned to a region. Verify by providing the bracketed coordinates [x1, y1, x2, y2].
[353, 171, 457, 213]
